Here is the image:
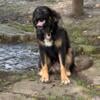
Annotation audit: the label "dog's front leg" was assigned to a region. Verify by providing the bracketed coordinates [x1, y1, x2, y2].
[38, 47, 49, 82]
[58, 48, 70, 84]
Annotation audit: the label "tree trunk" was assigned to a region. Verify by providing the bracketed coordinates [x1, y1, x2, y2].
[72, 0, 84, 17]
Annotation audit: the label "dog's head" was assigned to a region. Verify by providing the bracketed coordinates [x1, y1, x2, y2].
[32, 6, 61, 41]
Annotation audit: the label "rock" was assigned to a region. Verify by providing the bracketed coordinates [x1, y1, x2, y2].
[0, 92, 33, 100]
[0, 24, 35, 43]
[74, 55, 93, 72]
[4, 79, 89, 98]
[78, 58, 100, 86]
[88, 15, 92, 18]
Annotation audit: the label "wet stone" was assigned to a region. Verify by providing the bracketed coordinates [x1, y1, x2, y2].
[0, 43, 39, 71]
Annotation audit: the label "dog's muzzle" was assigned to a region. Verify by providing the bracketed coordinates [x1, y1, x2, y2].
[36, 20, 45, 27]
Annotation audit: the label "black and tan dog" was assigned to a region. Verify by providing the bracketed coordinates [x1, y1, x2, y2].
[32, 6, 75, 84]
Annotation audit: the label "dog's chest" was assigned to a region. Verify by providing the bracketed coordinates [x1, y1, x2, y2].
[44, 39, 53, 47]
[44, 38, 62, 48]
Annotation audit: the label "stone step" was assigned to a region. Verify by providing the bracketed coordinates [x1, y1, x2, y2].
[0, 24, 36, 43]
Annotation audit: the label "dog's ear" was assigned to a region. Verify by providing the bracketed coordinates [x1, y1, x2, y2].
[32, 10, 37, 27]
[50, 9, 61, 24]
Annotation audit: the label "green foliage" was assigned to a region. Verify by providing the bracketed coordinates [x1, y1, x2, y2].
[0, 70, 36, 91]
[25, 70, 36, 81]
[8, 22, 34, 32]
[78, 45, 96, 54]
[74, 77, 99, 98]
[66, 25, 88, 45]
[47, 96, 72, 100]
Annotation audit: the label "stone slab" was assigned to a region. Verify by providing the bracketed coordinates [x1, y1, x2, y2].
[0, 24, 35, 43]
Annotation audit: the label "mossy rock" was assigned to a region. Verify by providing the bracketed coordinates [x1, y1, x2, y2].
[8, 22, 34, 32]
[0, 24, 36, 43]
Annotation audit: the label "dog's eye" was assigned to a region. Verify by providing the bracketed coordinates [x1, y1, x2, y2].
[38, 18, 44, 22]
[40, 19, 44, 21]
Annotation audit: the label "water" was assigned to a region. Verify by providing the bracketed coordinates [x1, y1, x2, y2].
[0, 43, 39, 71]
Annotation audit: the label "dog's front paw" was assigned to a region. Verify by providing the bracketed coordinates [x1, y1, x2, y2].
[61, 68, 70, 85]
[40, 74, 49, 82]
[61, 76, 70, 85]
[38, 67, 49, 82]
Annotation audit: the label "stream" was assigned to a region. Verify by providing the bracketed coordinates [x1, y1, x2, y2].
[0, 43, 39, 71]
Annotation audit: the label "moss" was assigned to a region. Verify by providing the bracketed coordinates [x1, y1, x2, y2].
[25, 70, 36, 81]
[8, 22, 34, 32]
[86, 87, 100, 97]
[78, 45, 96, 54]
[46, 0, 56, 3]
[76, 96, 88, 100]
[71, 27, 88, 44]
[0, 70, 36, 92]
[0, 71, 22, 91]
[44, 95, 72, 100]
[65, 16, 100, 46]
[66, 24, 89, 45]
[73, 77, 100, 98]
[79, 16, 100, 30]
[64, 17, 100, 55]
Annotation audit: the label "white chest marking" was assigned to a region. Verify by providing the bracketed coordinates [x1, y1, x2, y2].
[44, 39, 53, 47]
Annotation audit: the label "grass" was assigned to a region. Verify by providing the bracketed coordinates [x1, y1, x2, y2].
[67, 25, 96, 55]
[46, 0, 57, 3]
[73, 76, 100, 98]
[25, 70, 37, 81]
[79, 16, 100, 31]
[47, 96, 72, 100]
[33, 95, 73, 100]
[66, 24, 89, 45]
[63, 16, 100, 55]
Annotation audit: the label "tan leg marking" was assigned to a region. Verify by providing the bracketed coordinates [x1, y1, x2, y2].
[38, 55, 49, 82]
[59, 54, 70, 84]
[55, 38, 62, 48]
[38, 63, 44, 76]
[40, 64, 49, 82]
[66, 48, 73, 65]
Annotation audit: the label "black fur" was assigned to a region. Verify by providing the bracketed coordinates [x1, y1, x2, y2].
[32, 6, 75, 73]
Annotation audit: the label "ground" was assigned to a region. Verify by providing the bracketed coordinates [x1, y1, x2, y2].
[0, 0, 100, 100]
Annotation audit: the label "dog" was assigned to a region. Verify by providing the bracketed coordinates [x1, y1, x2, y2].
[32, 6, 75, 84]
